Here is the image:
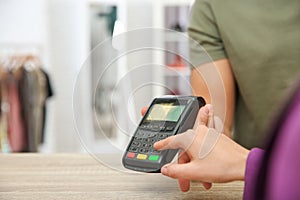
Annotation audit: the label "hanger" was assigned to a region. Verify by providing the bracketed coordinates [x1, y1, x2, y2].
[23, 54, 41, 71]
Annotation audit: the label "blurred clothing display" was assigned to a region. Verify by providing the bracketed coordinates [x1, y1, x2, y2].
[0, 55, 53, 152]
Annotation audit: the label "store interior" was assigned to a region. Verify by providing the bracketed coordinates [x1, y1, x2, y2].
[0, 0, 194, 153]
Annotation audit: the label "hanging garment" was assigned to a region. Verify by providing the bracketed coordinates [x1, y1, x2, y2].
[0, 55, 53, 152]
[39, 68, 53, 144]
[0, 71, 11, 153]
[18, 63, 52, 152]
[18, 66, 39, 152]
[7, 72, 27, 152]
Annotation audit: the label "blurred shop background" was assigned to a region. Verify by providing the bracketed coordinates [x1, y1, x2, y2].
[0, 0, 194, 153]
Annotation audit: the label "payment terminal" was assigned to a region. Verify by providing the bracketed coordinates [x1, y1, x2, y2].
[122, 96, 205, 172]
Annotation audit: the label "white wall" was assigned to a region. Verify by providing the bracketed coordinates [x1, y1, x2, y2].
[0, 0, 48, 45]
[46, 0, 91, 152]
[0, 0, 92, 152]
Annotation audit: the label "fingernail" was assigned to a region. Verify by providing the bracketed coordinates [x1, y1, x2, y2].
[203, 107, 209, 115]
[153, 142, 159, 149]
[206, 104, 212, 111]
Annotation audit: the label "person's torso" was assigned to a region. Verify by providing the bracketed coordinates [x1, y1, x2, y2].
[209, 0, 300, 147]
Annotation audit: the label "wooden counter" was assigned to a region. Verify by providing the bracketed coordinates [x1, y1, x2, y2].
[0, 154, 244, 200]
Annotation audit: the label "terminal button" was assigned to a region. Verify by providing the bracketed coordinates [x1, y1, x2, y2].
[129, 147, 138, 152]
[139, 149, 149, 154]
[149, 155, 160, 161]
[132, 141, 140, 147]
[137, 154, 147, 160]
[166, 126, 174, 131]
[126, 152, 136, 158]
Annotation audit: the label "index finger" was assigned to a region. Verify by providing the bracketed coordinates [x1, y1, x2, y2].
[153, 135, 178, 150]
[154, 130, 194, 151]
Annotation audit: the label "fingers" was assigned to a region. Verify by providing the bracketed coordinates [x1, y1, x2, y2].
[198, 104, 210, 126]
[178, 150, 190, 163]
[141, 106, 148, 116]
[153, 135, 179, 150]
[161, 163, 212, 190]
[194, 104, 211, 128]
[194, 104, 214, 132]
[202, 182, 212, 190]
[154, 130, 194, 151]
[196, 104, 225, 134]
[157, 130, 213, 191]
[177, 150, 191, 192]
[200, 104, 224, 133]
[178, 151, 211, 191]
[207, 104, 215, 128]
[161, 163, 195, 180]
[178, 179, 190, 192]
[162, 153, 212, 191]
[198, 128, 221, 159]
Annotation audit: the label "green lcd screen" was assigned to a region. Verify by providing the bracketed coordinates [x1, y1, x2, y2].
[146, 103, 185, 122]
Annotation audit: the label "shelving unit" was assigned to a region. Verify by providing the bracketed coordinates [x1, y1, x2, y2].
[151, 0, 194, 96]
[164, 31, 188, 43]
[164, 66, 190, 77]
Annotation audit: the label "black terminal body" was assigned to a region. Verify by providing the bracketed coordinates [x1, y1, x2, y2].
[122, 96, 205, 173]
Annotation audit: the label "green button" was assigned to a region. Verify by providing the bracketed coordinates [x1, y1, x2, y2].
[149, 155, 159, 161]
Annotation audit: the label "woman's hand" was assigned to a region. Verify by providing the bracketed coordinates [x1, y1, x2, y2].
[153, 105, 249, 192]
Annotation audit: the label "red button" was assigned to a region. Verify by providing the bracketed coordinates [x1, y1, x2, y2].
[127, 152, 136, 158]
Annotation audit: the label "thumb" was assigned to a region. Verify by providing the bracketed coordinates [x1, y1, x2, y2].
[161, 163, 192, 179]
[194, 104, 211, 129]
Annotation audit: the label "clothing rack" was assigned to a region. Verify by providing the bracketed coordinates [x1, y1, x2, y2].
[0, 53, 53, 153]
[0, 43, 42, 57]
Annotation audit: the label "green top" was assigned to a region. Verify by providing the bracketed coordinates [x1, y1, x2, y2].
[188, 0, 300, 148]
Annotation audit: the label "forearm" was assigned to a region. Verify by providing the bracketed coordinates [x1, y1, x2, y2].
[190, 59, 235, 137]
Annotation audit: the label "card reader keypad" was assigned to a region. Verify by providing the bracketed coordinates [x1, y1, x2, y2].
[126, 125, 175, 162]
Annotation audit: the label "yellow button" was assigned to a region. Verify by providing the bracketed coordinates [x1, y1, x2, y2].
[137, 154, 147, 160]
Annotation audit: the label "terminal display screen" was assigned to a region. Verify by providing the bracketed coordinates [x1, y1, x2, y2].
[145, 103, 185, 122]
